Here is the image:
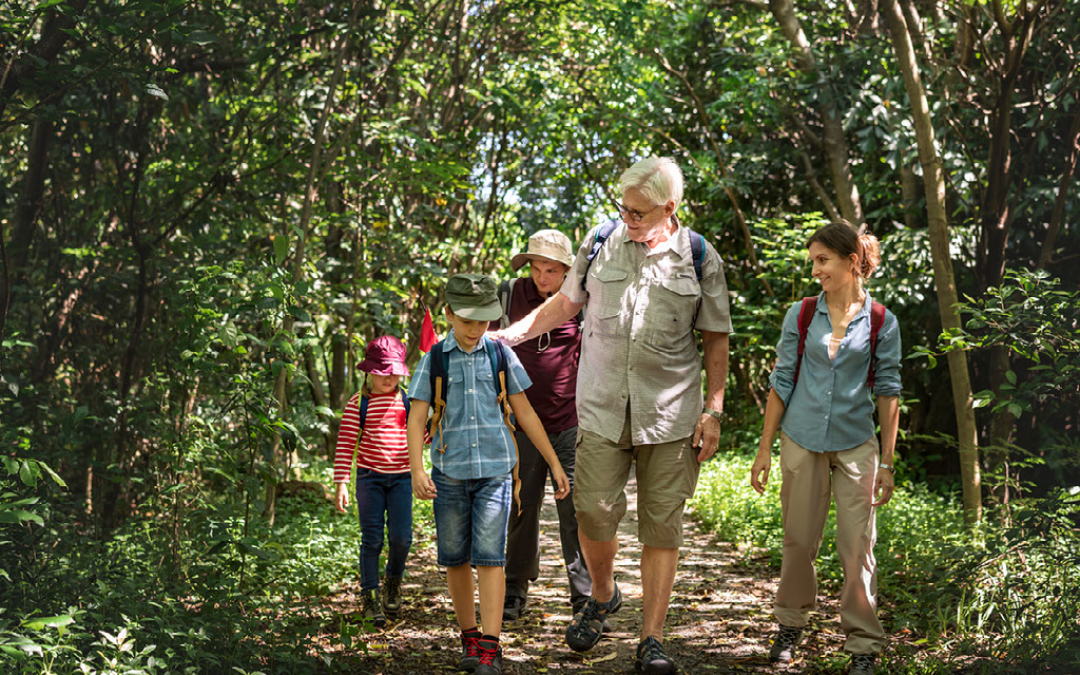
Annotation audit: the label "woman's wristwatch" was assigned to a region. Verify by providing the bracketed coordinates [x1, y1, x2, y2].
[879, 463, 895, 474]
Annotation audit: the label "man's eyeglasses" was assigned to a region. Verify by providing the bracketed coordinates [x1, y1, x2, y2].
[617, 202, 662, 222]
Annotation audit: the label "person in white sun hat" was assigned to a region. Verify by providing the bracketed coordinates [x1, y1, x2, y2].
[489, 229, 594, 624]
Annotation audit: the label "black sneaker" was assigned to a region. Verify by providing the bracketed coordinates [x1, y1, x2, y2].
[849, 653, 876, 675]
[473, 638, 503, 675]
[768, 624, 802, 663]
[502, 594, 526, 621]
[382, 576, 403, 616]
[458, 630, 482, 672]
[360, 589, 386, 628]
[635, 636, 677, 674]
[565, 585, 622, 652]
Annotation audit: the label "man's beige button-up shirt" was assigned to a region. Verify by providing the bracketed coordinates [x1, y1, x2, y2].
[561, 219, 733, 446]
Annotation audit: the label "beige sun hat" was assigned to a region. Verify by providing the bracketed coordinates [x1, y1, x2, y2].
[510, 229, 574, 271]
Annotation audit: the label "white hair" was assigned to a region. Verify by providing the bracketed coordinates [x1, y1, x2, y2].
[618, 157, 684, 209]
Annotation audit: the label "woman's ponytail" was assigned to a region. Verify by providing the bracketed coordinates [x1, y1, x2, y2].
[857, 231, 881, 279]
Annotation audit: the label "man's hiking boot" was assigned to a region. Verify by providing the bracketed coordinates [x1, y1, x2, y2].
[458, 629, 482, 672]
[768, 624, 803, 663]
[473, 638, 503, 675]
[502, 594, 526, 621]
[572, 598, 611, 632]
[635, 636, 677, 674]
[382, 576, 403, 616]
[565, 584, 622, 652]
[360, 589, 386, 628]
[848, 653, 876, 675]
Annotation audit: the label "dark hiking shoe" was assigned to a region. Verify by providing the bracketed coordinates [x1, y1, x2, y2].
[572, 598, 611, 632]
[473, 638, 503, 675]
[458, 629, 482, 672]
[635, 636, 677, 674]
[848, 653, 876, 675]
[502, 594, 526, 621]
[565, 584, 622, 652]
[360, 589, 386, 628]
[768, 624, 803, 663]
[382, 576, 403, 616]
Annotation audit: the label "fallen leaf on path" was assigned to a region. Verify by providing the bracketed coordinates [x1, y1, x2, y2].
[585, 651, 619, 665]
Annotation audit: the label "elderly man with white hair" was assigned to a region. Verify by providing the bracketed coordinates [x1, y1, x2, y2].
[494, 157, 732, 674]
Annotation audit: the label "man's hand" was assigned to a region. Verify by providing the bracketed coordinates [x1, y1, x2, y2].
[692, 414, 721, 462]
[750, 450, 772, 495]
[412, 470, 437, 500]
[334, 483, 349, 513]
[487, 328, 522, 347]
[872, 467, 895, 507]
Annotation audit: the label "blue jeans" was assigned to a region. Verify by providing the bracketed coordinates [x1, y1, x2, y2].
[432, 468, 512, 567]
[356, 468, 413, 591]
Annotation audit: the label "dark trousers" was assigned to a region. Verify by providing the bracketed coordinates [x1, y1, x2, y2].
[505, 426, 592, 607]
[356, 468, 413, 591]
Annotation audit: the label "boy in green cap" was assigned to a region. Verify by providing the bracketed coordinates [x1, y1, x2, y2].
[407, 273, 570, 675]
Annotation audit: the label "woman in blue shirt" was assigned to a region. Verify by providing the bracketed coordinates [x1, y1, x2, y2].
[750, 221, 901, 675]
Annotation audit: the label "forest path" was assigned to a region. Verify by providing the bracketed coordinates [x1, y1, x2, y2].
[317, 477, 857, 674]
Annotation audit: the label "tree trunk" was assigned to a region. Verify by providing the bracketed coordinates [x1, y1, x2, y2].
[883, 0, 982, 523]
[769, 0, 864, 225]
[1039, 100, 1080, 268]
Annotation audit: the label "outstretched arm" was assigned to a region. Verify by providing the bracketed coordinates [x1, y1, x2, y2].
[492, 292, 582, 346]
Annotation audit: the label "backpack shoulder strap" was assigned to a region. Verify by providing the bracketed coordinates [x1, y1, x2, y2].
[580, 219, 621, 291]
[400, 388, 411, 417]
[358, 393, 369, 440]
[498, 278, 517, 330]
[868, 301, 886, 389]
[689, 231, 705, 281]
[428, 341, 449, 453]
[793, 296, 817, 387]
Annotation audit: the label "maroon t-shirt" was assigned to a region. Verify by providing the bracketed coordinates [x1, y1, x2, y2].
[491, 278, 581, 433]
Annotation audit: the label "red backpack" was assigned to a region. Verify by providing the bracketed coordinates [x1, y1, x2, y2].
[794, 297, 887, 388]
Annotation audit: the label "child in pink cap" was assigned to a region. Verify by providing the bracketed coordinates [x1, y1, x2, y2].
[333, 335, 418, 627]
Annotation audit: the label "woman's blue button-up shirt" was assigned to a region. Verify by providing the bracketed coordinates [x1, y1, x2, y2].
[769, 291, 902, 453]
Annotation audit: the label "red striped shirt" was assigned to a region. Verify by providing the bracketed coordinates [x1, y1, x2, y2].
[333, 390, 410, 481]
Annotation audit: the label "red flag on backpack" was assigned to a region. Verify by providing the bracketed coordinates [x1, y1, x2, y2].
[419, 306, 437, 353]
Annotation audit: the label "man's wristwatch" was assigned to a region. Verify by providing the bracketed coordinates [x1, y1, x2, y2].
[702, 407, 723, 422]
[879, 463, 895, 474]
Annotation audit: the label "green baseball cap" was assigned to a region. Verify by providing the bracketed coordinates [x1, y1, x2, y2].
[445, 273, 502, 321]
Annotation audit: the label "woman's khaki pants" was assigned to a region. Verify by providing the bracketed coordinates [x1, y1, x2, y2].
[774, 432, 886, 655]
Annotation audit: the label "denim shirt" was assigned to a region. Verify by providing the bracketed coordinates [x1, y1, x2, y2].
[408, 332, 532, 480]
[769, 291, 902, 453]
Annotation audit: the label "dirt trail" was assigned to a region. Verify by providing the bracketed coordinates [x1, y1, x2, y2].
[319, 478, 851, 674]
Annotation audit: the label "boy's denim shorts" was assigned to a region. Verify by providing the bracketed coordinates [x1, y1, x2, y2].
[432, 468, 512, 567]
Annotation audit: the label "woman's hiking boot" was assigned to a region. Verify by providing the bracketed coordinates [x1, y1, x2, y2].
[458, 628, 482, 672]
[565, 584, 622, 652]
[382, 576, 403, 616]
[848, 653, 876, 675]
[635, 636, 677, 674]
[473, 638, 503, 675]
[360, 589, 386, 628]
[768, 624, 803, 663]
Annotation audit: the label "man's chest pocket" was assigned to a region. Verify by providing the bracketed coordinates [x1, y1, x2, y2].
[588, 265, 632, 335]
[644, 275, 700, 335]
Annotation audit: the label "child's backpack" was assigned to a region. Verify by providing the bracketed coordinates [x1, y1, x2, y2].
[793, 296, 887, 388]
[580, 219, 706, 290]
[427, 337, 515, 452]
[427, 336, 522, 508]
[358, 387, 411, 439]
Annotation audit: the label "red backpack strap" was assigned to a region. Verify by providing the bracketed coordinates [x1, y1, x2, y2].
[868, 301, 886, 389]
[793, 296, 817, 387]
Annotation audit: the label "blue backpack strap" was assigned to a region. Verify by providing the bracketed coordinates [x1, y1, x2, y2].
[401, 387, 411, 417]
[428, 340, 449, 452]
[358, 393, 369, 441]
[580, 219, 621, 290]
[689, 231, 704, 281]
